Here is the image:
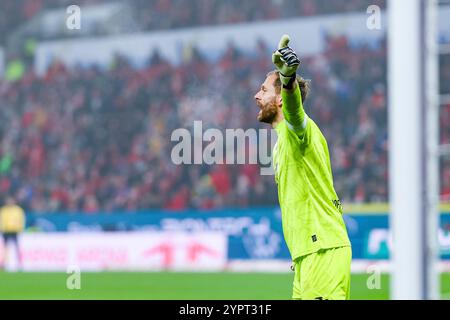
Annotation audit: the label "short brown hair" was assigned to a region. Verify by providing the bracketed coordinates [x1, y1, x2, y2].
[267, 70, 311, 103]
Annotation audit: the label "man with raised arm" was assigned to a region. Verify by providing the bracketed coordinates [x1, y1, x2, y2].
[254, 35, 352, 300]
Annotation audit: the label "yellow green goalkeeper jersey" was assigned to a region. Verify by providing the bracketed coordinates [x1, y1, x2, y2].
[273, 87, 351, 261]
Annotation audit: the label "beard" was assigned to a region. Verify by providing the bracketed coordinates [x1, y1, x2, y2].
[257, 103, 278, 124]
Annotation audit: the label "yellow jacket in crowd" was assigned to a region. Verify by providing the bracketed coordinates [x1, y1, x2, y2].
[0, 205, 26, 233]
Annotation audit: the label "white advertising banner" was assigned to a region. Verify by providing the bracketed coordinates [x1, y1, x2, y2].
[15, 232, 227, 272]
[34, 11, 388, 75]
[33, 6, 450, 76]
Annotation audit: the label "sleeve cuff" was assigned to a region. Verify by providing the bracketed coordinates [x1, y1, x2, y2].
[285, 115, 308, 132]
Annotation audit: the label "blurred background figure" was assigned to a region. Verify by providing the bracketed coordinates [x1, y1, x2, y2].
[0, 196, 25, 271]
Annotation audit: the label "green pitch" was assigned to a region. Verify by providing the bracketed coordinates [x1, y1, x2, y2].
[0, 272, 449, 300]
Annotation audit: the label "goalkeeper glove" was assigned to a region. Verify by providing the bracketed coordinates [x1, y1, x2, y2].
[272, 34, 300, 88]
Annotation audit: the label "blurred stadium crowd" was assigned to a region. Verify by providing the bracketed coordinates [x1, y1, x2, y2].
[0, 35, 413, 212]
[0, 0, 449, 213]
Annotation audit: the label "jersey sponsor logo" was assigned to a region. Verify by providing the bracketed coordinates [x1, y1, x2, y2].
[311, 235, 317, 243]
[331, 199, 342, 212]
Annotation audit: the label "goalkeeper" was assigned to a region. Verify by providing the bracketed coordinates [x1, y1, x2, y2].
[254, 35, 352, 300]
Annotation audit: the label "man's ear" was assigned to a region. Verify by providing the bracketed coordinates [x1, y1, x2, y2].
[278, 95, 283, 108]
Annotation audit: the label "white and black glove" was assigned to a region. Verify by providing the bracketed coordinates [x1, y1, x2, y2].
[272, 34, 300, 88]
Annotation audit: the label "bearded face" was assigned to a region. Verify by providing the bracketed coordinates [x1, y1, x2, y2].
[254, 73, 281, 124]
[256, 98, 278, 124]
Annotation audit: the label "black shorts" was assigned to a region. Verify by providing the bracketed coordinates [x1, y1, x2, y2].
[2, 232, 18, 243]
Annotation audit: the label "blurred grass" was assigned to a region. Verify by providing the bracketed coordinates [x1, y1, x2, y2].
[0, 272, 448, 300]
